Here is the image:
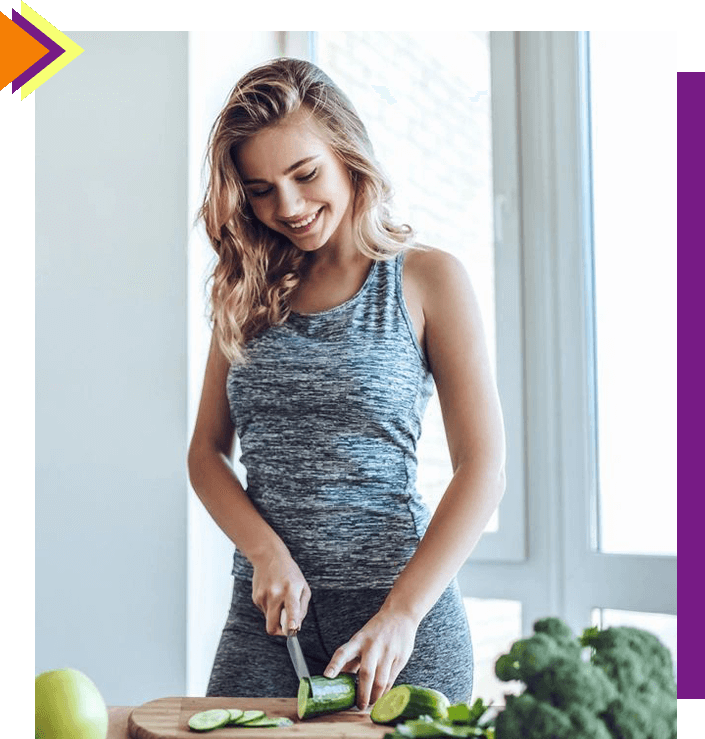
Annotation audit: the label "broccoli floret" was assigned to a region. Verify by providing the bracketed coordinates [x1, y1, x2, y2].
[581, 626, 677, 739]
[495, 633, 556, 682]
[566, 703, 613, 739]
[495, 694, 573, 739]
[534, 617, 582, 659]
[604, 693, 670, 739]
[494, 619, 676, 739]
[581, 626, 675, 693]
[493, 618, 615, 739]
[494, 693, 613, 739]
[527, 655, 617, 714]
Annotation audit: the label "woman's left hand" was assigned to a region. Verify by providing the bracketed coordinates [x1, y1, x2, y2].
[323, 607, 419, 711]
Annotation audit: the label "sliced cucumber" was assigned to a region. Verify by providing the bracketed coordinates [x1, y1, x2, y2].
[187, 708, 231, 732]
[395, 720, 456, 737]
[243, 716, 294, 727]
[371, 685, 450, 725]
[233, 709, 266, 724]
[226, 708, 244, 723]
[394, 720, 484, 738]
[297, 673, 356, 719]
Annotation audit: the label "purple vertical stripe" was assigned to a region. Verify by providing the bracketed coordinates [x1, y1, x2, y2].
[677, 71, 705, 699]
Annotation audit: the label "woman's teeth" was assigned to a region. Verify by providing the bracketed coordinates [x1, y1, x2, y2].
[287, 209, 321, 229]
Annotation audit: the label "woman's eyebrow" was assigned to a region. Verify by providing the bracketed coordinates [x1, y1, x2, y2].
[242, 155, 320, 185]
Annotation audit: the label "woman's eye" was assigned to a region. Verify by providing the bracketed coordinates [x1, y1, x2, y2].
[247, 169, 316, 198]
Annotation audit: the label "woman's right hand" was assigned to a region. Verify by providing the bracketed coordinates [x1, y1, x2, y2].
[250, 545, 311, 636]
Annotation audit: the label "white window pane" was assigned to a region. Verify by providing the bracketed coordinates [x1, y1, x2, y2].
[591, 608, 677, 681]
[464, 598, 523, 705]
[316, 32, 497, 530]
[588, 32, 676, 555]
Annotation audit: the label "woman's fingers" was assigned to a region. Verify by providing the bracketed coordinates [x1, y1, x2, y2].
[382, 656, 402, 700]
[324, 641, 357, 679]
[297, 586, 311, 628]
[250, 553, 311, 635]
[326, 640, 394, 711]
[255, 580, 311, 636]
[282, 589, 309, 635]
[357, 649, 392, 711]
[325, 611, 418, 710]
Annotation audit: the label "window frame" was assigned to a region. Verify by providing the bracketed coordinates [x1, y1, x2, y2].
[472, 30, 676, 634]
[552, 31, 676, 629]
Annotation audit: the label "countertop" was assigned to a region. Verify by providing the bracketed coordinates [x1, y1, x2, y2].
[109, 700, 388, 739]
[108, 707, 134, 739]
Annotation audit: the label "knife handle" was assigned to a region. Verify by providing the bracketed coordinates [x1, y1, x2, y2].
[281, 607, 299, 635]
[280, 607, 290, 635]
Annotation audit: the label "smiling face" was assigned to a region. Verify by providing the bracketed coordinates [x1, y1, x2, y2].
[235, 109, 356, 257]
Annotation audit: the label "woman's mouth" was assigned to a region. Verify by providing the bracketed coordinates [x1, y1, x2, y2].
[283, 207, 323, 234]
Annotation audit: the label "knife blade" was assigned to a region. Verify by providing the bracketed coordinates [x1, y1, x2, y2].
[281, 608, 311, 682]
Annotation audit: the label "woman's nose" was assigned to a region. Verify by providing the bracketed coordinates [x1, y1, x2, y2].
[275, 184, 304, 219]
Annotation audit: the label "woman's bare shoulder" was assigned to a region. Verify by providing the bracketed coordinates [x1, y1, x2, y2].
[403, 245, 468, 307]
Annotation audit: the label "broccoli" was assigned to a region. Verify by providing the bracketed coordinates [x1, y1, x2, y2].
[494, 617, 677, 739]
[581, 625, 677, 739]
[495, 693, 613, 739]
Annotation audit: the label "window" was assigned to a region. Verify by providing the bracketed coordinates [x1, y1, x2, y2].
[464, 598, 524, 704]
[587, 32, 676, 556]
[557, 30, 676, 669]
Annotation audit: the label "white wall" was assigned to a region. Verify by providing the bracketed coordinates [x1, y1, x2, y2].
[186, 31, 282, 697]
[35, 32, 189, 705]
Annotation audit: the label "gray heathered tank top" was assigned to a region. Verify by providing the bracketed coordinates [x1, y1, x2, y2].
[226, 248, 435, 589]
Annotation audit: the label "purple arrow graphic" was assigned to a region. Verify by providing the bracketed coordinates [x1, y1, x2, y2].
[11, 9, 65, 93]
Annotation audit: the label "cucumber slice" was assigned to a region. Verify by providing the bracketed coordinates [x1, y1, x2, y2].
[395, 720, 484, 738]
[371, 685, 451, 725]
[395, 720, 454, 738]
[226, 708, 244, 723]
[187, 708, 231, 732]
[297, 673, 356, 719]
[243, 716, 295, 727]
[233, 709, 266, 724]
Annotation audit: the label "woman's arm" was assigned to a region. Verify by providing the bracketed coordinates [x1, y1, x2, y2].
[382, 247, 506, 621]
[324, 248, 506, 708]
[188, 331, 311, 635]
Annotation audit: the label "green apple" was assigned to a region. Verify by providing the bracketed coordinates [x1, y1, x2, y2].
[35, 668, 108, 739]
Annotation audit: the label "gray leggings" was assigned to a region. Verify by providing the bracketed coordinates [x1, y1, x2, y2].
[206, 576, 474, 704]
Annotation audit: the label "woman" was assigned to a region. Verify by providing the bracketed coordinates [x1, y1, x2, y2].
[188, 57, 506, 710]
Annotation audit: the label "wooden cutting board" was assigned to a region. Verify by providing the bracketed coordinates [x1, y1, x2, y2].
[128, 697, 389, 739]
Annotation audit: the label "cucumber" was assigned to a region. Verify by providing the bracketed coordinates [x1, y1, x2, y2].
[371, 685, 450, 725]
[297, 673, 356, 719]
[394, 719, 457, 737]
[232, 709, 266, 724]
[395, 721, 484, 737]
[187, 709, 231, 731]
[243, 716, 294, 727]
[226, 708, 244, 723]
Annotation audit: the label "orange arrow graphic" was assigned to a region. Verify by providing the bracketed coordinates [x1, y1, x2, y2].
[0, 10, 48, 92]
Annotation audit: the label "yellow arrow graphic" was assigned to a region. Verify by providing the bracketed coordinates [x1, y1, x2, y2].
[20, 2, 83, 99]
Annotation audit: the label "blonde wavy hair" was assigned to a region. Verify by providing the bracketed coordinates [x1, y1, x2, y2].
[195, 57, 420, 364]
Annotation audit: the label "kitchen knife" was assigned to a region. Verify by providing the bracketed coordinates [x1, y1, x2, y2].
[281, 608, 311, 683]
